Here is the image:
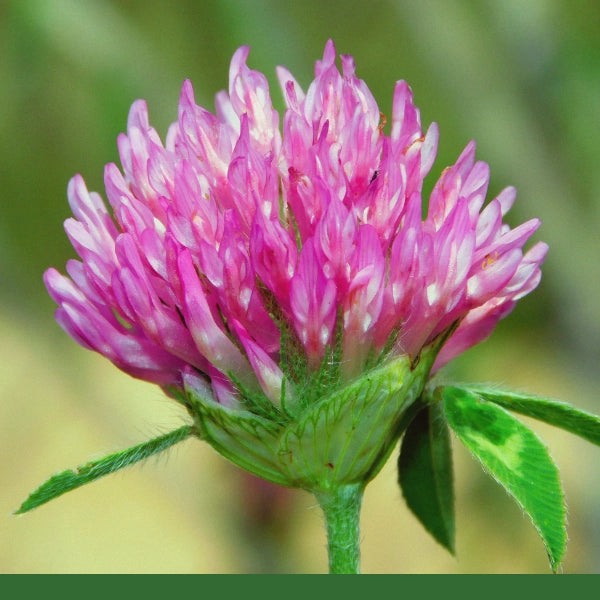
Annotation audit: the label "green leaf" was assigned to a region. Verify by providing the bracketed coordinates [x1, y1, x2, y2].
[398, 404, 455, 554]
[442, 386, 566, 571]
[463, 385, 600, 446]
[16, 425, 194, 514]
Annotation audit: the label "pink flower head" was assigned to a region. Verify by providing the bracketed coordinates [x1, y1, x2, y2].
[46, 40, 546, 408]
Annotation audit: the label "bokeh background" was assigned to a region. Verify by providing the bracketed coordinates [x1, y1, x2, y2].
[2, 0, 600, 573]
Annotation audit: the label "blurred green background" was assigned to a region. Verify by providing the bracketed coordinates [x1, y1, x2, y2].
[2, 0, 600, 573]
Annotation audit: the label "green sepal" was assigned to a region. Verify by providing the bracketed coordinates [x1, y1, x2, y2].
[278, 339, 444, 490]
[185, 384, 290, 486]
[15, 425, 194, 514]
[462, 385, 600, 446]
[398, 403, 455, 554]
[441, 386, 566, 572]
[227, 370, 288, 425]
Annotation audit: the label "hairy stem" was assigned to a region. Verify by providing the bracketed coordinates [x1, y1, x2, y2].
[315, 483, 364, 574]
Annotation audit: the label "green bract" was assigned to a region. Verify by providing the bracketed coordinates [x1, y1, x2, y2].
[185, 334, 447, 492]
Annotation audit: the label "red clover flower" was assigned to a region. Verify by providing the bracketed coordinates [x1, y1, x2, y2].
[22, 41, 600, 574]
[45, 40, 546, 401]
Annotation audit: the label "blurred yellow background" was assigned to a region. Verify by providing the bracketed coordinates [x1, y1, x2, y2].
[2, 0, 600, 573]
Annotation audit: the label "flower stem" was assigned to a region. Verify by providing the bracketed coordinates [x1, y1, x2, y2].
[315, 483, 364, 574]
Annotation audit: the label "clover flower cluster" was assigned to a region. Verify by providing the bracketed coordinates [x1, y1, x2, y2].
[45, 40, 546, 409]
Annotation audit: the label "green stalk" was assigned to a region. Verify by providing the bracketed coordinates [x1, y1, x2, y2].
[315, 483, 364, 574]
